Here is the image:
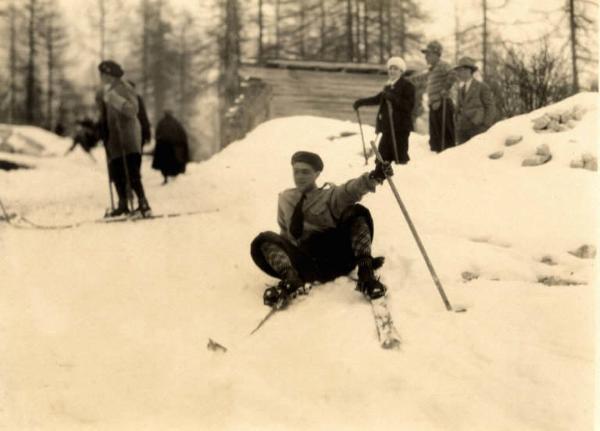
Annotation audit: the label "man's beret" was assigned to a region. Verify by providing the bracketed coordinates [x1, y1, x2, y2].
[291, 151, 324, 172]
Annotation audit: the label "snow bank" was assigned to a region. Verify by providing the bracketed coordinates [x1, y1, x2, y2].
[0, 123, 71, 158]
[0, 92, 597, 431]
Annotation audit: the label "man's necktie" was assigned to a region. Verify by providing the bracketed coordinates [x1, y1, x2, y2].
[289, 193, 307, 239]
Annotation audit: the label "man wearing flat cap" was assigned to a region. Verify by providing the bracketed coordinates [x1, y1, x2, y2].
[97, 59, 151, 217]
[420, 41, 456, 153]
[353, 56, 416, 164]
[454, 56, 496, 145]
[250, 151, 393, 307]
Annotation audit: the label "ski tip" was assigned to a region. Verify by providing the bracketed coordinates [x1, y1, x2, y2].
[452, 303, 468, 313]
[382, 338, 401, 350]
[207, 338, 228, 353]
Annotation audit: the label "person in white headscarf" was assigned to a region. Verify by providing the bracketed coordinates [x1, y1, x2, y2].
[353, 56, 416, 164]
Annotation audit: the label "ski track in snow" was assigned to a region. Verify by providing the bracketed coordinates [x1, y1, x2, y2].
[0, 92, 597, 430]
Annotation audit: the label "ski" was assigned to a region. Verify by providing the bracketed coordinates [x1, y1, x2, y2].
[250, 283, 313, 335]
[7, 208, 220, 230]
[346, 275, 401, 349]
[100, 208, 219, 223]
[370, 295, 401, 349]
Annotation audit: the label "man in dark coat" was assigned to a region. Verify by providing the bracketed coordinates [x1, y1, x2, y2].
[250, 151, 393, 308]
[98, 60, 151, 217]
[152, 110, 190, 184]
[353, 56, 416, 164]
[453, 57, 496, 145]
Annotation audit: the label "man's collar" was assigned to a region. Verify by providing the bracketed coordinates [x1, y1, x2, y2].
[296, 185, 318, 195]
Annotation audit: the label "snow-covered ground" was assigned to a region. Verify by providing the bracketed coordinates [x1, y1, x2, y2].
[0, 93, 597, 431]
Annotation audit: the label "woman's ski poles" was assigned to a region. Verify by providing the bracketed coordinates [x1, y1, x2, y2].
[355, 109, 369, 165]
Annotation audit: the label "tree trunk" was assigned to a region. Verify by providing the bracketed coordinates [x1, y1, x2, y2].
[386, 0, 391, 57]
[482, 0, 487, 77]
[99, 0, 106, 60]
[398, 0, 406, 56]
[378, 0, 384, 63]
[257, 0, 263, 63]
[363, 0, 369, 62]
[346, 0, 354, 61]
[152, 0, 167, 119]
[179, 25, 187, 119]
[355, 0, 361, 61]
[320, 0, 326, 57]
[141, 0, 150, 100]
[454, 1, 460, 64]
[568, 0, 579, 93]
[25, 0, 37, 123]
[299, 2, 305, 58]
[275, 0, 280, 58]
[221, 0, 240, 105]
[46, 14, 54, 129]
[8, 1, 17, 123]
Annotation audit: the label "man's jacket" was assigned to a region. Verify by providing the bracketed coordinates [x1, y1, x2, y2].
[277, 173, 375, 245]
[455, 79, 496, 131]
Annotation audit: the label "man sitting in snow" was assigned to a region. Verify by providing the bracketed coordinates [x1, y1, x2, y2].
[250, 151, 393, 307]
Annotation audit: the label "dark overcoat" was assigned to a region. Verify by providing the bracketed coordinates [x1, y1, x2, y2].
[103, 80, 141, 161]
[151, 113, 189, 176]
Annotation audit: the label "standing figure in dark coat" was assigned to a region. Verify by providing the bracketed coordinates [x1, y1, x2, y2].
[353, 56, 416, 164]
[453, 57, 496, 145]
[98, 60, 152, 218]
[152, 111, 190, 184]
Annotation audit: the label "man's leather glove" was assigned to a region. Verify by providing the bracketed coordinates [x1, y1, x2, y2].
[353, 100, 362, 111]
[369, 160, 393, 184]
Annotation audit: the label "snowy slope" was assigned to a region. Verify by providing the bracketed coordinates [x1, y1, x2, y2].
[0, 93, 597, 431]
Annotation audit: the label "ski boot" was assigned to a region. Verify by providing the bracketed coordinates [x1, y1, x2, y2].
[104, 202, 129, 218]
[263, 270, 305, 308]
[356, 256, 387, 300]
[132, 198, 152, 219]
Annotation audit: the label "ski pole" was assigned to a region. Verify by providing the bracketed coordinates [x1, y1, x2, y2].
[385, 100, 400, 164]
[104, 148, 115, 212]
[355, 109, 369, 165]
[369, 134, 461, 312]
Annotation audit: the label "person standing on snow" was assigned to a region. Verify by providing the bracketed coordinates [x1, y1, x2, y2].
[419, 41, 456, 153]
[453, 57, 496, 145]
[98, 60, 151, 217]
[353, 57, 416, 164]
[250, 151, 393, 307]
[152, 110, 190, 184]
